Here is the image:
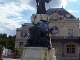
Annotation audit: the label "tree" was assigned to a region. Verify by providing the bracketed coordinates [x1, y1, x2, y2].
[2, 34, 7, 38]
[8, 35, 15, 52]
[0, 34, 15, 52]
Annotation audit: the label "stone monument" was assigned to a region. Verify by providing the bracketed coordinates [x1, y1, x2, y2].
[21, 0, 56, 60]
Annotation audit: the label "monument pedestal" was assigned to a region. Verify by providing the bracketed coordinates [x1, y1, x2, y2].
[31, 14, 49, 25]
[21, 47, 56, 60]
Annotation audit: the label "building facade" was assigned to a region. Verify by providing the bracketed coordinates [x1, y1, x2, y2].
[15, 8, 80, 59]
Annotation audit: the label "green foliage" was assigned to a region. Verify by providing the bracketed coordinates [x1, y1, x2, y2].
[0, 33, 15, 52]
[0, 44, 4, 55]
[14, 47, 20, 55]
[0, 44, 4, 49]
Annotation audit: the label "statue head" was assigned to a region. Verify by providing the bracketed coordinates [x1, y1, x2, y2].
[36, 0, 39, 2]
[45, 0, 51, 3]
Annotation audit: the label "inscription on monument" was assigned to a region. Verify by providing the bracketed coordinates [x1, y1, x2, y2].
[27, 49, 40, 58]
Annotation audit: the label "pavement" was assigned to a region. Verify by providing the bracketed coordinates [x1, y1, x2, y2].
[4, 58, 20, 60]
[3, 58, 79, 60]
[56, 58, 78, 60]
[56, 58, 79, 60]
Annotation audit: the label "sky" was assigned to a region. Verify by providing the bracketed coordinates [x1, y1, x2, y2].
[0, 0, 79, 36]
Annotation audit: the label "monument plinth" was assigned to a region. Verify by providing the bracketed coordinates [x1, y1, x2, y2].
[21, 0, 56, 60]
[21, 47, 56, 60]
[31, 14, 49, 25]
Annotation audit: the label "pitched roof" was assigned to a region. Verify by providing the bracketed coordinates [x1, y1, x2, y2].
[47, 8, 76, 19]
[17, 23, 31, 30]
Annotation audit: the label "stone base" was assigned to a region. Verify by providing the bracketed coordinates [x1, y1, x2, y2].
[31, 14, 49, 25]
[21, 47, 56, 60]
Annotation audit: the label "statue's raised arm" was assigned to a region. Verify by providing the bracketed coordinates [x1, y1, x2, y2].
[36, 0, 51, 14]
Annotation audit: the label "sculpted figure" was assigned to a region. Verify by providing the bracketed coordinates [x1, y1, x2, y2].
[24, 0, 52, 48]
[25, 20, 53, 48]
[36, 0, 51, 14]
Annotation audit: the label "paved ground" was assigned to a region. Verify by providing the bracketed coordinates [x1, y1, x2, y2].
[56, 58, 79, 60]
[4, 58, 20, 60]
[3, 58, 79, 60]
[57, 58, 78, 60]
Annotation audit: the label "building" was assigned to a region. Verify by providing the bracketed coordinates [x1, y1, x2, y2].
[15, 8, 80, 59]
[15, 23, 31, 49]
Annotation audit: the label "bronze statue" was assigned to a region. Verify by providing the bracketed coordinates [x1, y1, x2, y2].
[24, 0, 52, 48]
[25, 21, 51, 48]
[36, 0, 51, 14]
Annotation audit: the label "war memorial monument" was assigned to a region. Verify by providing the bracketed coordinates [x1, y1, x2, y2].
[21, 0, 56, 60]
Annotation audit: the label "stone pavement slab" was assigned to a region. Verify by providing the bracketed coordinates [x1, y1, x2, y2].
[3, 58, 79, 60]
[56, 58, 78, 60]
[4, 58, 20, 60]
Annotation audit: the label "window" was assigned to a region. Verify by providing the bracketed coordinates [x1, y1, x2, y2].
[53, 26, 58, 30]
[53, 44, 60, 53]
[66, 45, 75, 54]
[52, 26, 59, 36]
[19, 42, 24, 47]
[21, 32, 27, 37]
[68, 29, 73, 37]
[54, 32, 58, 36]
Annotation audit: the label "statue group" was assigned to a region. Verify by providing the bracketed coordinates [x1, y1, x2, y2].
[25, 0, 52, 48]
[21, 0, 56, 60]
[36, 0, 51, 14]
[25, 21, 52, 48]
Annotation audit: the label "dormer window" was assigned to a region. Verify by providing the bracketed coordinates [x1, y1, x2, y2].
[66, 14, 70, 18]
[53, 16, 57, 21]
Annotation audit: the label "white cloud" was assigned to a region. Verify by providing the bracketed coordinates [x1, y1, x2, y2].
[0, 2, 30, 36]
[60, 0, 67, 7]
[29, 0, 67, 8]
[67, 10, 78, 13]
[0, 0, 75, 36]
[68, 0, 77, 2]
